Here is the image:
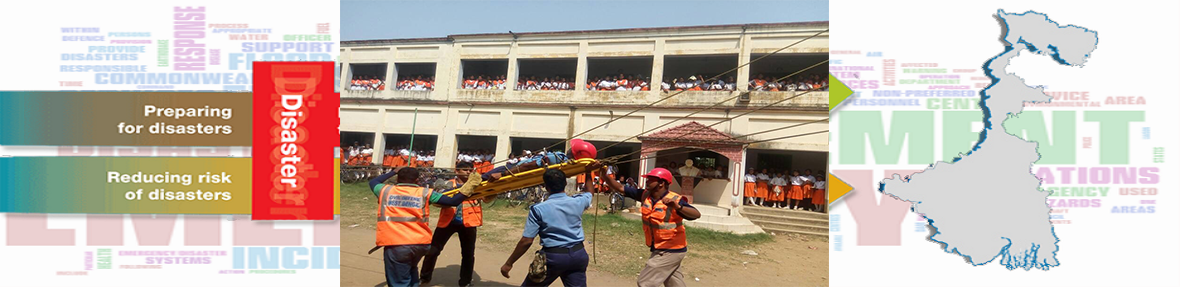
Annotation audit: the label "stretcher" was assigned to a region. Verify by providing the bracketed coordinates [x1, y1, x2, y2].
[442, 158, 598, 201]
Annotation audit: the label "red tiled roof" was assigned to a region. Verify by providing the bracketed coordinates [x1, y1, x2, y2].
[638, 121, 739, 143]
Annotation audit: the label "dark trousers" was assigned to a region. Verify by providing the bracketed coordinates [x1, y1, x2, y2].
[522, 247, 589, 287]
[384, 244, 430, 287]
[482, 165, 511, 181]
[420, 223, 478, 286]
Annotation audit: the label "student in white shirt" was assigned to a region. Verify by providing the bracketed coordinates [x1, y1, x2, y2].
[801, 169, 817, 210]
[788, 170, 804, 210]
[770, 172, 787, 208]
[812, 172, 827, 213]
[755, 169, 771, 207]
[743, 168, 758, 205]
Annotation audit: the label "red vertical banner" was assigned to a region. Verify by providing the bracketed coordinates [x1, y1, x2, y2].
[252, 62, 339, 220]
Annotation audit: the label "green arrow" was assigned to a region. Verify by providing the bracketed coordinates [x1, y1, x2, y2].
[828, 73, 853, 111]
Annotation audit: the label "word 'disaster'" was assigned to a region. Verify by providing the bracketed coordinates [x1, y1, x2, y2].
[251, 62, 338, 220]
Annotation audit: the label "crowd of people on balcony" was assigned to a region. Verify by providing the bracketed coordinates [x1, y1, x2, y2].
[349, 72, 828, 93]
[340, 142, 441, 168]
[456, 149, 496, 174]
[748, 74, 828, 91]
[349, 76, 385, 91]
[660, 75, 738, 92]
[382, 145, 435, 168]
[461, 75, 509, 90]
[395, 75, 435, 91]
[587, 74, 651, 91]
[517, 76, 575, 90]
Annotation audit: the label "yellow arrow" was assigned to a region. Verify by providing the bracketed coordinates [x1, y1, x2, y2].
[827, 173, 853, 204]
[828, 73, 854, 111]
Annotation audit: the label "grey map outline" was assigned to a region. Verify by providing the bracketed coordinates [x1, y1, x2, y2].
[879, 9, 1099, 271]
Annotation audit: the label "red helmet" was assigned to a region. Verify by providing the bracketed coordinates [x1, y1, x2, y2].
[643, 168, 674, 184]
[570, 139, 597, 159]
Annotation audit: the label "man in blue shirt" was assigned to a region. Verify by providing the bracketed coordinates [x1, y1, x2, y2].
[500, 164, 596, 287]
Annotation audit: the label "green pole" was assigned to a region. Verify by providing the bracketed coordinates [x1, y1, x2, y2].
[408, 108, 418, 166]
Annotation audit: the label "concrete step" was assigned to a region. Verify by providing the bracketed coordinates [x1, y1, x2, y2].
[697, 213, 753, 225]
[759, 226, 829, 237]
[692, 204, 732, 217]
[747, 219, 829, 234]
[683, 220, 764, 235]
[740, 205, 829, 220]
[744, 213, 828, 226]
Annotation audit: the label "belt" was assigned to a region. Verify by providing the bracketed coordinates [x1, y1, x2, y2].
[541, 242, 585, 254]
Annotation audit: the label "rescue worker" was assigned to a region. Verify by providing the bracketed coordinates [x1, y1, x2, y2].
[369, 166, 481, 287]
[419, 161, 483, 287]
[602, 167, 701, 287]
[501, 167, 597, 286]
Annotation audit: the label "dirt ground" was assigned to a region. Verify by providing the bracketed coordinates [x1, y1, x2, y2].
[341, 191, 827, 287]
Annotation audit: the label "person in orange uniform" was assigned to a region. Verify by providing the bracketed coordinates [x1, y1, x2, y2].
[755, 169, 771, 207]
[811, 171, 827, 213]
[743, 168, 758, 205]
[602, 167, 701, 287]
[369, 166, 481, 287]
[800, 169, 816, 211]
[787, 170, 806, 210]
[420, 161, 483, 287]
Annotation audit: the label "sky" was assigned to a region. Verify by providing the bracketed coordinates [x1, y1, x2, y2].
[342, 0, 829, 41]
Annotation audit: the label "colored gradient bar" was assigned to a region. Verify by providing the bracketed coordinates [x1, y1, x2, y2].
[0, 157, 251, 214]
[0, 91, 252, 146]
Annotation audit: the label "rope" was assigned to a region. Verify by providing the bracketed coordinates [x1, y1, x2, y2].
[611, 129, 830, 165]
[598, 59, 831, 152]
[607, 85, 828, 161]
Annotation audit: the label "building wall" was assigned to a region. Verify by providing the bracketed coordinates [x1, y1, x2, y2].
[339, 23, 830, 208]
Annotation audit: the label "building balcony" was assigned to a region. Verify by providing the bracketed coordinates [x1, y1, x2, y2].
[342, 89, 443, 101]
[343, 89, 828, 110]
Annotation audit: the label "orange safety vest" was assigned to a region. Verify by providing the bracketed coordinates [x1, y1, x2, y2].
[641, 191, 687, 250]
[437, 180, 483, 228]
[375, 184, 433, 246]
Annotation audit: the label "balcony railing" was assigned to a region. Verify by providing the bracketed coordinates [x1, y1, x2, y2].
[343, 89, 828, 110]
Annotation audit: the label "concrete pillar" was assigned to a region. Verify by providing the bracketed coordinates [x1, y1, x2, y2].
[384, 60, 396, 90]
[436, 43, 458, 101]
[737, 34, 752, 92]
[434, 108, 459, 168]
[506, 41, 519, 92]
[565, 107, 576, 152]
[339, 62, 350, 94]
[371, 108, 388, 165]
[575, 42, 588, 91]
[496, 111, 513, 161]
[650, 39, 665, 101]
[495, 135, 511, 163]
[434, 134, 451, 168]
[734, 148, 749, 209]
[370, 131, 384, 165]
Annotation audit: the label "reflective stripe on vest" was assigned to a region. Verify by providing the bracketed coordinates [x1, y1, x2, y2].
[438, 200, 483, 228]
[438, 179, 483, 228]
[641, 191, 688, 249]
[375, 184, 432, 246]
